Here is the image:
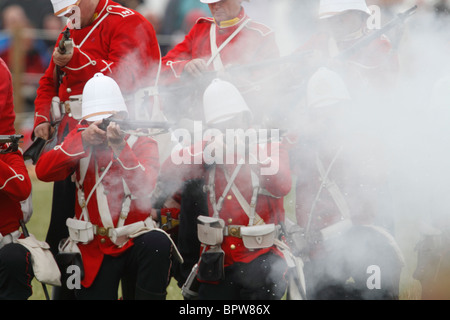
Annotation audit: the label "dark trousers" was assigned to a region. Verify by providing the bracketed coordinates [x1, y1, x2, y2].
[46, 177, 77, 300]
[198, 252, 288, 300]
[0, 243, 34, 300]
[304, 225, 403, 300]
[75, 231, 173, 300]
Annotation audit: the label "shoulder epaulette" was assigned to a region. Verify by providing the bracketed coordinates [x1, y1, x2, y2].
[196, 17, 214, 24]
[245, 20, 274, 37]
[106, 5, 136, 18]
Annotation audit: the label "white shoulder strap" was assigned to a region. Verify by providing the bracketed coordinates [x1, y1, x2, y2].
[305, 147, 343, 235]
[223, 167, 265, 226]
[315, 151, 351, 220]
[207, 19, 251, 71]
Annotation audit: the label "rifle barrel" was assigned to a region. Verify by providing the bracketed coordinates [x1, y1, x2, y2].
[336, 5, 417, 61]
[99, 118, 171, 131]
[0, 134, 24, 144]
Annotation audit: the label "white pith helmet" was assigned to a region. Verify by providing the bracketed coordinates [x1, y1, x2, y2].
[319, 0, 371, 19]
[307, 67, 351, 109]
[81, 73, 128, 122]
[51, 0, 79, 17]
[203, 78, 252, 125]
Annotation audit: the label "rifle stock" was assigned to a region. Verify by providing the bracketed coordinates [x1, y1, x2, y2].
[23, 137, 47, 164]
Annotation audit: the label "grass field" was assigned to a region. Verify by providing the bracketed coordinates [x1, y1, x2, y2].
[25, 165, 421, 300]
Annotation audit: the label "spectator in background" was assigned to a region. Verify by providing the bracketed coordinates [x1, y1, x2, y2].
[0, 5, 53, 113]
[0, 5, 51, 74]
[0, 0, 54, 30]
[159, 0, 209, 54]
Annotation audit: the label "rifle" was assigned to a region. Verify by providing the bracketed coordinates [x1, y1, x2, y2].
[0, 134, 23, 154]
[336, 5, 418, 61]
[56, 28, 73, 90]
[98, 117, 172, 132]
[24, 97, 62, 165]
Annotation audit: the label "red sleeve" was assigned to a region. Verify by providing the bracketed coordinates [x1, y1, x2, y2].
[35, 126, 87, 182]
[0, 58, 16, 135]
[0, 151, 32, 202]
[161, 26, 198, 80]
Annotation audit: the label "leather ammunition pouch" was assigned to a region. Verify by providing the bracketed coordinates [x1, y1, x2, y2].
[198, 246, 225, 282]
[241, 224, 277, 249]
[197, 215, 225, 246]
[66, 218, 95, 244]
[55, 237, 85, 283]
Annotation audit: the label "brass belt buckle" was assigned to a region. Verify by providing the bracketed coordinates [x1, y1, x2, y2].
[228, 226, 241, 238]
[97, 226, 109, 237]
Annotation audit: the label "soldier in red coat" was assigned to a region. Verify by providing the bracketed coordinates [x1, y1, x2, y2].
[0, 58, 34, 299]
[0, 145, 33, 299]
[160, 0, 280, 124]
[154, 79, 292, 300]
[35, 73, 175, 300]
[286, 67, 404, 300]
[30, 0, 162, 299]
[294, 0, 399, 102]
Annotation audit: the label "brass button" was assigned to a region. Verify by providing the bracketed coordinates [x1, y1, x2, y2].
[228, 218, 233, 224]
[100, 238, 106, 244]
[230, 244, 236, 250]
[227, 195, 232, 200]
[66, 88, 72, 93]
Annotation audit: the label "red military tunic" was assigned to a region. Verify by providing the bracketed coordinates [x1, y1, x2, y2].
[34, 0, 161, 143]
[289, 129, 392, 257]
[159, 138, 292, 267]
[35, 124, 160, 288]
[0, 148, 32, 236]
[161, 8, 279, 81]
[0, 58, 16, 135]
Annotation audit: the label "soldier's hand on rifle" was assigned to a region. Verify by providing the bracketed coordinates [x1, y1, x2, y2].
[184, 59, 207, 77]
[106, 122, 126, 156]
[53, 47, 73, 67]
[81, 120, 107, 147]
[34, 122, 55, 140]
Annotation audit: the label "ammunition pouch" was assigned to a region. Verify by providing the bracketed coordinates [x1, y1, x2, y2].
[197, 216, 225, 246]
[66, 218, 95, 244]
[55, 237, 85, 283]
[198, 246, 225, 282]
[241, 224, 276, 249]
[64, 95, 83, 120]
[110, 218, 155, 247]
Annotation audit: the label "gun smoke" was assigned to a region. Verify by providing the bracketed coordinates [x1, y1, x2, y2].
[107, 0, 450, 299]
